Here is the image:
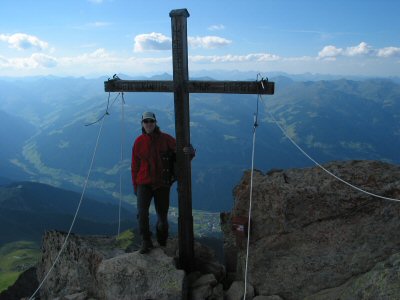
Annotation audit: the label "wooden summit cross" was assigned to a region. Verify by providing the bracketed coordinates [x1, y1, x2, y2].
[104, 8, 274, 272]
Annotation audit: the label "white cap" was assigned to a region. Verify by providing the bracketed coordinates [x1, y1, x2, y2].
[142, 111, 156, 121]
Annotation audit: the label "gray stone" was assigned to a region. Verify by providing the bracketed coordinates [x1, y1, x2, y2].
[191, 273, 218, 288]
[96, 248, 185, 300]
[189, 274, 221, 300]
[36, 231, 119, 299]
[212, 283, 224, 299]
[62, 292, 87, 300]
[32, 160, 400, 300]
[191, 284, 213, 300]
[222, 160, 400, 300]
[36, 232, 185, 300]
[253, 296, 283, 300]
[304, 252, 400, 300]
[197, 260, 226, 282]
[225, 281, 254, 300]
[187, 271, 202, 287]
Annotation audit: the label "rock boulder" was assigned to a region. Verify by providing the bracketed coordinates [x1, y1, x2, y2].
[36, 231, 185, 299]
[223, 160, 400, 299]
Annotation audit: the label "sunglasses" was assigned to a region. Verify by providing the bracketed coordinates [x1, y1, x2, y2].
[143, 119, 155, 124]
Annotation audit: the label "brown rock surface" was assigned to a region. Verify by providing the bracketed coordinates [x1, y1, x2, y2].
[223, 160, 400, 299]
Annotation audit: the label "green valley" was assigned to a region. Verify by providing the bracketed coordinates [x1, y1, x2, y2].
[0, 241, 40, 293]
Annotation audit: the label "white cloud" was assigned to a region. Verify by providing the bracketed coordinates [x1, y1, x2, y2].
[134, 32, 171, 52]
[1, 39, 399, 77]
[0, 33, 49, 51]
[318, 45, 343, 59]
[345, 42, 373, 56]
[188, 36, 231, 49]
[190, 52, 280, 63]
[208, 24, 225, 31]
[377, 47, 400, 58]
[247, 53, 280, 62]
[318, 42, 400, 60]
[30, 53, 57, 67]
[0, 53, 57, 69]
[133, 32, 231, 52]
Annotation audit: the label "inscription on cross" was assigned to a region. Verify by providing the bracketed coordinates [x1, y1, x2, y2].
[104, 8, 274, 272]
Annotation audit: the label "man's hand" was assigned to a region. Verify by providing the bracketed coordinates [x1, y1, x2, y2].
[183, 144, 196, 158]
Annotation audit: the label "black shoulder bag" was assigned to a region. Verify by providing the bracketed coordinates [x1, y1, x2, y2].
[161, 150, 177, 185]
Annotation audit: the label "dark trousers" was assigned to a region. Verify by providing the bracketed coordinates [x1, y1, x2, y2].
[136, 185, 170, 243]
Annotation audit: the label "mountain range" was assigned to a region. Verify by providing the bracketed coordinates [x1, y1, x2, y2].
[0, 73, 399, 213]
[0, 181, 136, 245]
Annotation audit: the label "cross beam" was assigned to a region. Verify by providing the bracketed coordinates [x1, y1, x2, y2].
[105, 79, 274, 94]
[104, 8, 274, 272]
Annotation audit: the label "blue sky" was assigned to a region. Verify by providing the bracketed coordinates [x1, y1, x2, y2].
[0, 0, 399, 77]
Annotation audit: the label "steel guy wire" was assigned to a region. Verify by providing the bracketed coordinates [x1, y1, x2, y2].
[29, 114, 106, 300]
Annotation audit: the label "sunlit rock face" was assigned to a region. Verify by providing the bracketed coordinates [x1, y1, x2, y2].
[223, 160, 400, 299]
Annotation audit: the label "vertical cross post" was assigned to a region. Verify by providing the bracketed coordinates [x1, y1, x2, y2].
[104, 8, 274, 273]
[169, 9, 194, 271]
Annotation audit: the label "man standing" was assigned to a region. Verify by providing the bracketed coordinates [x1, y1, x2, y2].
[131, 111, 176, 253]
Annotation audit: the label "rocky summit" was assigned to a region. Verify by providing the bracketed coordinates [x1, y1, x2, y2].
[32, 231, 225, 300]
[222, 160, 400, 299]
[3, 160, 400, 300]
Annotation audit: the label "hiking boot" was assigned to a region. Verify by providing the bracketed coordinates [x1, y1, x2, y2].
[139, 239, 153, 254]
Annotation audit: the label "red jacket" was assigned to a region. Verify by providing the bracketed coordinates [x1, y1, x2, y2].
[131, 130, 176, 192]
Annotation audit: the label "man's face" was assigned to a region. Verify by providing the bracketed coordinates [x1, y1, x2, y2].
[142, 118, 156, 133]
